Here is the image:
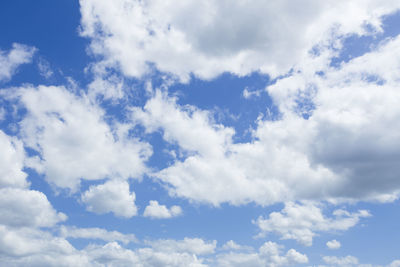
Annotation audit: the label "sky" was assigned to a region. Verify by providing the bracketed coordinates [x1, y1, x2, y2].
[1, 1, 400, 266]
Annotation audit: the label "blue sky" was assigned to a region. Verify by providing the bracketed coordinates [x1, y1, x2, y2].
[1, 1, 400, 266]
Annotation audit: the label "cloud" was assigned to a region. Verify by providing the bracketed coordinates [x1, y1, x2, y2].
[326, 239, 341, 250]
[0, 130, 28, 189]
[146, 238, 216, 255]
[0, 226, 88, 266]
[14, 85, 151, 190]
[79, 0, 400, 81]
[85, 241, 208, 267]
[132, 90, 337, 206]
[37, 58, 53, 79]
[0, 227, 211, 267]
[254, 202, 370, 246]
[59, 226, 137, 245]
[0, 187, 66, 228]
[217, 241, 308, 267]
[0, 43, 35, 82]
[221, 240, 252, 251]
[81, 180, 138, 218]
[323, 255, 359, 266]
[128, 29, 400, 207]
[143, 200, 182, 219]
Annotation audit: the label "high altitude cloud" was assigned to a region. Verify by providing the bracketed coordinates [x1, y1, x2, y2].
[0, 43, 35, 82]
[80, 0, 400, 81]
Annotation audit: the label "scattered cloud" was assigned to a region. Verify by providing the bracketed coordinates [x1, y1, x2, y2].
[0, 43, 35, 82]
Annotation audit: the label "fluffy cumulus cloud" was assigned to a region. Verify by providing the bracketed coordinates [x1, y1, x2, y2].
[132, 90, 337, 206]
[129, 30, 400, 207]
[0, 187, 66, 228]
[323, 255, 359, 266]
[143, 200, 182, 219]
[0, 130, 28, 188]
[13, 85, 151, 190]
[217, 241, 308, 267]
[146, 238, 216, 256]
[81, 179, 138, 217]
[264, 33, 400, 202]
[0, 229, 214, 267]
[0, 43, 35, 82]
[326, 239, 341, 250]
[0, 226, 89, 267]
[255, 202, 370, 246]
[79, 0, 400, 81]
[59, 226, 137, 245]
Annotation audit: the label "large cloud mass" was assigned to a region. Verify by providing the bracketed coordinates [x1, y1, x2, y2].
[80, 0, 400, 81]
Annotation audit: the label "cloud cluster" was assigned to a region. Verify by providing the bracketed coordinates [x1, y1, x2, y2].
[59, 226, 137, 245]
[130, 32, 400, 207]
[217, 241, 308, 267]
[14, 85, 151, 190]
[255, 202, 370, 246]
[80, 0, 400, 81]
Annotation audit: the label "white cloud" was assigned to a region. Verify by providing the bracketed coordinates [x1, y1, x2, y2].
[0, 225, 211, 267]
[15, 85, 151, 190]
[129, 28, 400, 207]
[146, 238, 216, 255]
[79, 0, 400, 81]
[389, 260, 400, 267]
[221, 240, 251, 251]
[323, 255, 359, 266]
[0, 226, 89, 267]
[0, 130, 28, 189]
[143, 200, 182, 219]
[326, 239, 341, 250]
[59, 226, 137, 245]
[255, 202, 370, 246]
[81, 179, 137, 218]
[132, 90, 338, 206]
[0, 43, 35, 82]
[217, 241, 308, 267]
[0, 187, 66, 228]
[37, 58, 53, 79]
[85, 241, 208, 267]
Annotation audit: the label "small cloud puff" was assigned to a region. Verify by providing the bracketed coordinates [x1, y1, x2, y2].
[143, 200, 182, 219]
[326, 239, 341, 250]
